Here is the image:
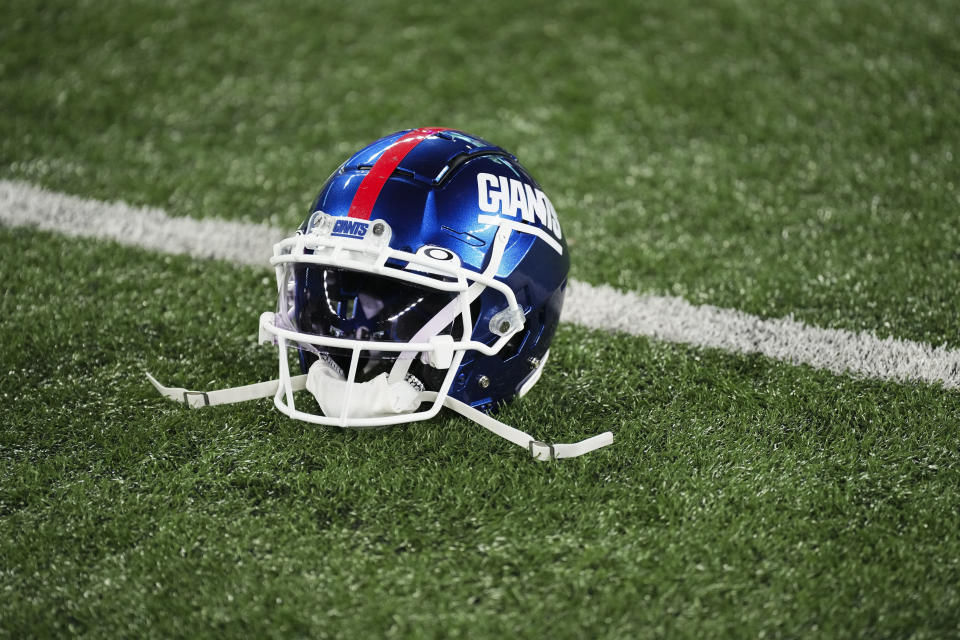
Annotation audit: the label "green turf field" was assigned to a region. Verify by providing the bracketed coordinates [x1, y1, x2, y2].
[2, 0, 959, 637]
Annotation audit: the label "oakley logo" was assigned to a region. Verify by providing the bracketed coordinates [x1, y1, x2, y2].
[421, 246, 455, 261]
[476, 172, 562, 240]
[331, 219, 369, 239]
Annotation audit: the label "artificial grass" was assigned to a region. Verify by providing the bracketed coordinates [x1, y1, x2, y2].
[2, 227, 958, 638]
[3, 0, 960, 635]
[2, 0, 959, 347]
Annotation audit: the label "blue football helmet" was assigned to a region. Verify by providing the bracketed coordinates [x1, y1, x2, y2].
[149, 128, 612, 459]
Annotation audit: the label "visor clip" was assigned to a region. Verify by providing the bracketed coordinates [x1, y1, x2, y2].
[490, 307, 525, 337]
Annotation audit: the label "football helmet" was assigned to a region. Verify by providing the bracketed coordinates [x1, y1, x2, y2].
[148, 128, 612, 460]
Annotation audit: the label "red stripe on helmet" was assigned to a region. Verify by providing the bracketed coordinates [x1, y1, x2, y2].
[347, 127, 450, 220]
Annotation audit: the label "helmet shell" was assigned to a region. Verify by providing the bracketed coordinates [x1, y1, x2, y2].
[302, 129, 569, 411]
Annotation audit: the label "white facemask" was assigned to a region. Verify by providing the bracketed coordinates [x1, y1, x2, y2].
[304, 357, 423, 420]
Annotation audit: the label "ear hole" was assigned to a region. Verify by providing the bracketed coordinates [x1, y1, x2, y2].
[530, 308, 547, 346]
[498, 329, 529, 361]
[470, 299, 483, 329]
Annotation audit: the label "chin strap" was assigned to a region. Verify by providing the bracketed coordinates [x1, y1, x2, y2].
[438, 395, 614, 461]
[145, 372, 613, 461]
[145, 371, 307, 408]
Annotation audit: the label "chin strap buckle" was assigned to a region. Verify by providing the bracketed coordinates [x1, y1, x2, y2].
[182, 390, 210, 407]
[528, 440, 557, 461]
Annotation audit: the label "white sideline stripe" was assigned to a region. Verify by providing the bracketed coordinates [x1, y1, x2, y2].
[0, 180, 277, 267]
[563, 285, 960, 389]
[2, 179, 958, 390]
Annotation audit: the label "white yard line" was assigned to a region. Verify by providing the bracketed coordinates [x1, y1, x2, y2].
[3, 179, 958, 389]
